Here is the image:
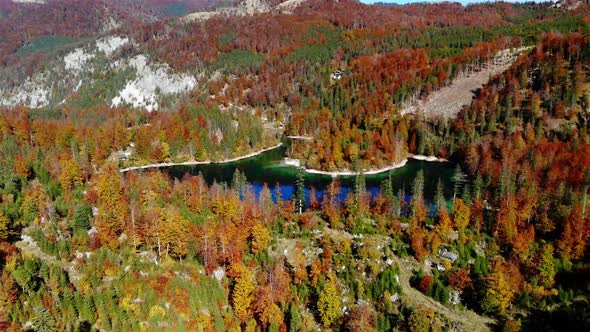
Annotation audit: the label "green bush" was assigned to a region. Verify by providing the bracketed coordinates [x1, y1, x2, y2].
[15, 35, 77, 57]
[214, 50, 264, 73]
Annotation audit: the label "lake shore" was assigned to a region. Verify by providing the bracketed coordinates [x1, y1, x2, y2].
[287, 154, 448, 177]
[408, 154, 448, 162]
[286, 135, 313, 141]
[119, 143, 283, 173]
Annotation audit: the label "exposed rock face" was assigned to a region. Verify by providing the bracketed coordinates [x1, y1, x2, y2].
[0, 35, 195, 111]
[184, 0, 307, 21]
[12, 0, 47, 4]
[239, 0, 271, 15]
[64, 48, 95, 73]
[554, 0, 590, 10]
[277, 0, 307, 13]
[96, 36, 129, 56]
[0, 74, 50, 108]
[111, 55, 196, 112]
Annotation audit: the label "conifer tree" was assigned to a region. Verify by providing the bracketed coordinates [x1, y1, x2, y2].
[295, 166, 305, 214]
[451, 165, 466, 203]
[434, 178, 446, 213]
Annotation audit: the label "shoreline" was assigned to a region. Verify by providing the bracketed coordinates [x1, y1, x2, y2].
[408, 154, 448, 163]
[287, 135, 313, 141]
[119, 143, 283, 173]
[289, 154, 448, 177]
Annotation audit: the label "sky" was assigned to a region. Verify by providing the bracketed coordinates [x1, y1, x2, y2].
[359, 0, 550, 4]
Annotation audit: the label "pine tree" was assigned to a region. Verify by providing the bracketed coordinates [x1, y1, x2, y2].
[295, 166, 305, 214]
[434, 178, 446, 213]
[451, 165, 466, 203]
[32, 307, 56, 332]
[73, 203, 92, 231]
[382, 172, 395, 209]
[411, 170, 425, 221]
[288, 303, 302, 332]
[473, 174, 484, 200]
[232, 169, 247, 198]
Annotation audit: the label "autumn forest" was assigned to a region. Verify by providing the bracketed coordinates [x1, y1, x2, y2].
[0, 0, 589, 331]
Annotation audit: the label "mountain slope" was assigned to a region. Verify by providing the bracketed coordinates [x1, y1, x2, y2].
[0, 35, 197, 110]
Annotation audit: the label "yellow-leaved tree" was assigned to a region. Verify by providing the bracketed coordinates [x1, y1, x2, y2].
[59, 158, 82, 197]
[452, 198, 471, 244]
[250, 223, 270, 254]
[95, 165, 127, 248]
[537, 243, 556, 288]
[231, 263, 255, 322]
[482, 259, 520, 315]
[318, 273, 341, 327]
[0, 211, 10, 242]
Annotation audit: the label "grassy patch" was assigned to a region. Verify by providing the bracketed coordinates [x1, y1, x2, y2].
[69, 67, 137, 109]
[287, 26, 343, 63]
[15, 35, 77, 56]
[27, 108, 67, 121]
[219, 32, 235, 46]
[162, 2, 188, 17]
[214, 49, 264, 73]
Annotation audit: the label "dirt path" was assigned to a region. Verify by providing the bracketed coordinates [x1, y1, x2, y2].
[392, 255, 495, 331]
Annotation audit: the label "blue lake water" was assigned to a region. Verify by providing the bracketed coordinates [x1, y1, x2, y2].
[161, 145, 456, 204]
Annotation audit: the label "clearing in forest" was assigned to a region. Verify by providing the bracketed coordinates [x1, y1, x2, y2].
[401, 47, 530, 119]
[391, 254, 496, 331]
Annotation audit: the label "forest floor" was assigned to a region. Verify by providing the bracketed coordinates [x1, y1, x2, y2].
[392, 254, 496, 331]
[401, 48, 530, 119]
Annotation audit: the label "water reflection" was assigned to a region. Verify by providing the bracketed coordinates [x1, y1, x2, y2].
[161, 145, 456, 203]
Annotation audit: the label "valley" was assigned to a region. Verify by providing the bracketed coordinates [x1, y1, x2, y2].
[0, 1, 588, 331]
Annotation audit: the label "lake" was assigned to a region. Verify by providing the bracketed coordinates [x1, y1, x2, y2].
[163, 144, 457, 204]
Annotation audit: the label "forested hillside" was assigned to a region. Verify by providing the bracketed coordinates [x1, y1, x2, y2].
[0, 0, 588, 331]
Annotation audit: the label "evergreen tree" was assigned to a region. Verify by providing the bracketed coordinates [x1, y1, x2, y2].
[295, 167, 305, 214]
[353, 168, 366, 216]
[32, 307, 56, 332]
[383, 172, 394, 204]
[73, 203, 92, 231]
[434, 178, 446, 213]
[451, 165, 466, 203]
[288, 303, 302, 332]
[382, 172, 397, 217]
[461, 183, 472, 204]
[473, 174, 484, 200]
[411, 170, 425, 219]
[232, 169, 247, 198]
